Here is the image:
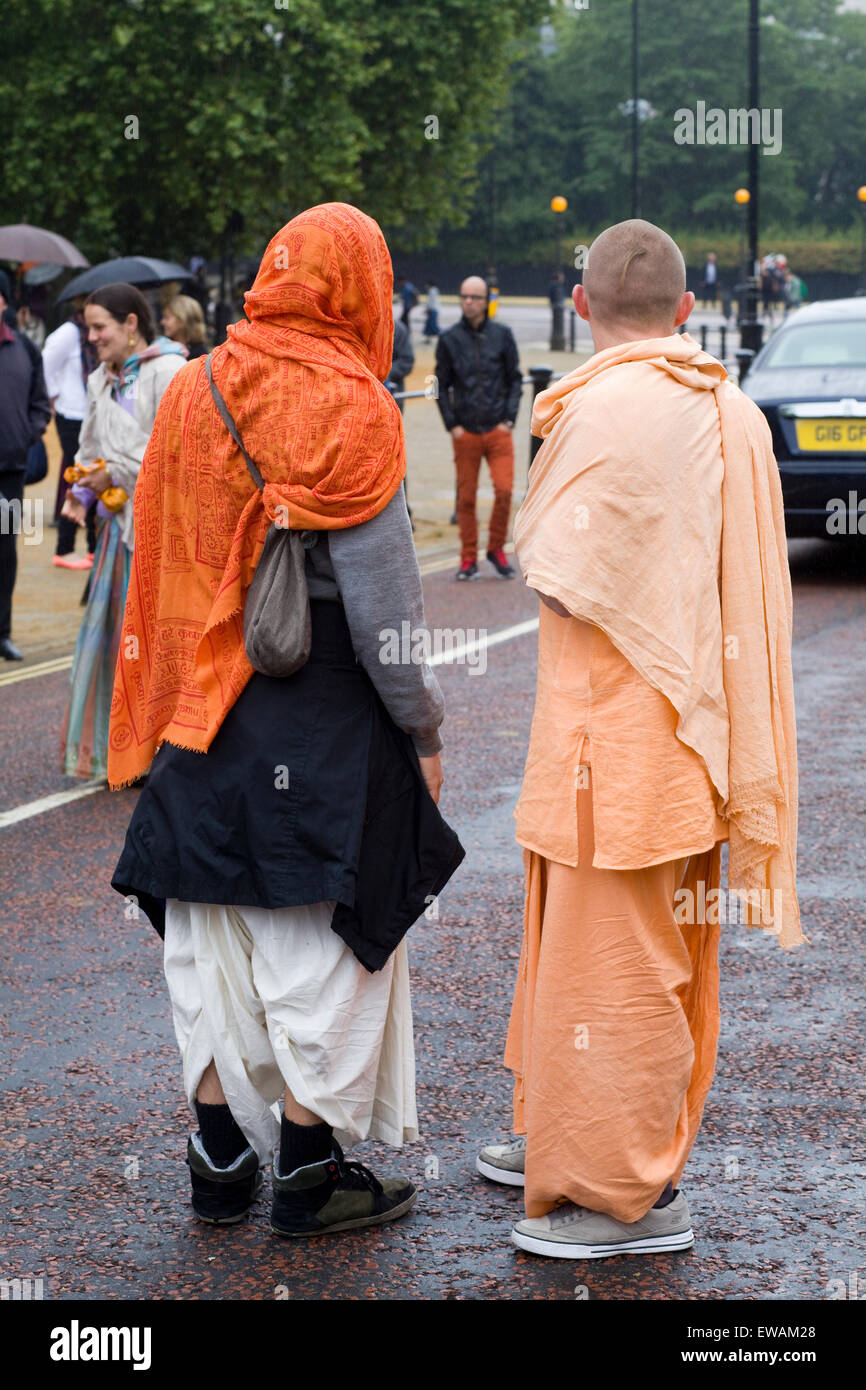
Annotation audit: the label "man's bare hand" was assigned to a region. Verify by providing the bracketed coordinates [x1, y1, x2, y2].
[451, 426, 465, 440]
[418, 752, 444, 804]
[535, 590, 571, 618]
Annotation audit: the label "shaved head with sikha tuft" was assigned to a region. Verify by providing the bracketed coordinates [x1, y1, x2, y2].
[583, 220, 687, 332]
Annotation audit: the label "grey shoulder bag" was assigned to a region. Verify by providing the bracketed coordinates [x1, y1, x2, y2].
[205, 352, 312, 678]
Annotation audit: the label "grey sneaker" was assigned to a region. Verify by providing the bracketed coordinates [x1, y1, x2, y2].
[476, 1136, 527, 1187]
[511, 1190, 694, 1259]
[270, 1143, 417, 1238]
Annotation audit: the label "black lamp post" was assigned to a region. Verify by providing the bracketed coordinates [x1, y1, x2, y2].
[632, 0, 640, 218]
[550, 195, 567, 351]
[736, 0, 763, 375]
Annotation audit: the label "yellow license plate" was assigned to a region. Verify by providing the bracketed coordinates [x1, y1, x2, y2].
[795, 419, 866, 452]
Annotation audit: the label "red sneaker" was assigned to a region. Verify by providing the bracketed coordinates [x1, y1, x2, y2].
[456, 560, 479, 582]
[486, 548, 515, 578]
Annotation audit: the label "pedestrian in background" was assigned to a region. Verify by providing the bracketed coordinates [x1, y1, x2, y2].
[700, 251, 718, 307]
[423, 280, 440, 341]
[42, 300, 99, 569]
[162, 293, 208, 359]
[16, 301, 46, 349]
[435, 275, 522, 581]
[386, 319, 416, 528]
[547, 269, 565, 310]
[386, 319, 414, 414]
[398, 275, 417, 330]
[59, 283, 186, 777]
[108, 203, 463, 1240]
[783, 268, 806, 314]
[0, 268, 51, 661]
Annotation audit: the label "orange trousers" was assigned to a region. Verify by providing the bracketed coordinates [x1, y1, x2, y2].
[453, 427, 514, 563]
[505, 765, 723, 1223]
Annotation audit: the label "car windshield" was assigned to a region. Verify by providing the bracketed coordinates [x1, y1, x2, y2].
[760, 320, 866, 369]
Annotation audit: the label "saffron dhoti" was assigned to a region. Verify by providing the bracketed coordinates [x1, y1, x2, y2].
[506, 764, 722, 1224]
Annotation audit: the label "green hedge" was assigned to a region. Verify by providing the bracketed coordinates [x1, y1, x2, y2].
[528, 226, 865, 276]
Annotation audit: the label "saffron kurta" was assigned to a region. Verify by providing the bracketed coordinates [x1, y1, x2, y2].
[506, 331, 800, 1225]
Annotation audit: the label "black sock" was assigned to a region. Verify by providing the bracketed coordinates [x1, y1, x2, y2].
[653, 1182, 676, 1209]
[279, 1116, 333, 1176]
[194, 1101, 248, 1167]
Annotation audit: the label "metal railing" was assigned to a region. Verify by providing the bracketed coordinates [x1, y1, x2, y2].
[388, 325, 749, 475]
[387, 367, 565, 471]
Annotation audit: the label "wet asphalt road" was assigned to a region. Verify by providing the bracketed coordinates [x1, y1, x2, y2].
[1, 536, 864, 1302]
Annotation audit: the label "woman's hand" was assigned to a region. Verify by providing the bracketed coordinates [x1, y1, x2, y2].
[83, 464, 112, 495]
[418, 753, 444, 805]
[60, 495, 87, 527]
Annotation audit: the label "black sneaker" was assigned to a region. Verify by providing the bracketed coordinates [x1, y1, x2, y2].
[186, 1132, 264, 1225]
[270, 1142, 417, 1238]
[486, 548, 515, 578]
[456, 560, 479, 581]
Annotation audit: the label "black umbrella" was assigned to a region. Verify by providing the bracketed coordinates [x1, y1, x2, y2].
[58, 256, 192, 302]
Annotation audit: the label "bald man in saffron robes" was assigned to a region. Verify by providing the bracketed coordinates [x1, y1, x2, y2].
[475, 219, 802, 1260]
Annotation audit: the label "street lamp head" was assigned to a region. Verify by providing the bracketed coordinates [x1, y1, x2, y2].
[734, 188, 750, 205]
[551, 196, 568, 214]
[857, 187, 866, 203]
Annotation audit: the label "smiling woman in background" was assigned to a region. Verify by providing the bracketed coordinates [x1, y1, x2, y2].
[59, 283, 187, 779]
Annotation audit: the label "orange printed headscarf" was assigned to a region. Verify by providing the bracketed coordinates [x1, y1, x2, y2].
[108, 202, 404, 788]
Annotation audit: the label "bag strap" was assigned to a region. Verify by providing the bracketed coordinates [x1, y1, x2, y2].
[204, 352, 265, 492]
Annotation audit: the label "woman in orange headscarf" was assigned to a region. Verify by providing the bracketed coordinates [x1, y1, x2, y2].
[109, 204, 464, 1239]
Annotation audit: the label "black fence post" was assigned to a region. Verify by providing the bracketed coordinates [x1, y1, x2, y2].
[528, 365, 554, 470]
[700, 324, 708, 351]
[569, 306, 576, 352]
[720, 325, 727, 359]
[736, 347, 755, 382]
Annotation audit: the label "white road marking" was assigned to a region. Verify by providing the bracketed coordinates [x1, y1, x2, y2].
[0, 779, 106, 829]
[0, 616, 539, 828]
[428, 617, 538, 666]
[0, 654, 73, 687]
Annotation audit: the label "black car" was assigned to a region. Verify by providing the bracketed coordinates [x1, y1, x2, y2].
[742, 297, 866, 538]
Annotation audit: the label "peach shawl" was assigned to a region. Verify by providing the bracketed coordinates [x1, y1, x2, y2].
[108, 203, 404, 788]
[515, 333, 802, 949]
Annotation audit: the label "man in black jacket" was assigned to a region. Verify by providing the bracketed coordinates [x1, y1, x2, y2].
[435, 277, 523, 580]
[0, 270, 51, 660]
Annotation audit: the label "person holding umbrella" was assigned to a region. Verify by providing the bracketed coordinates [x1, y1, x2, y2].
[59, 283, 186, 778]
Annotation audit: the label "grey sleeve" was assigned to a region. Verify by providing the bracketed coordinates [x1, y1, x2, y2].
[327, 487, 445, 756]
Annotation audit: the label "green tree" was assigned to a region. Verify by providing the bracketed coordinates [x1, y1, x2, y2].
[0, 0, 546, 262]
[432, 0, 866, 269]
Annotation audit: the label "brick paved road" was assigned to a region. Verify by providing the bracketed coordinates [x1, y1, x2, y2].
[1, 534, 864, 1301]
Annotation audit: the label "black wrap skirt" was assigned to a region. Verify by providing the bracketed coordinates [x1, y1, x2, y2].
[111, 600, 465, 971]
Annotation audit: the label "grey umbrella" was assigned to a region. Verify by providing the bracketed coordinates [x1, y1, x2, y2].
[22, 262, 67, 287]
[58, 256, 192, 302]
[0, 223, 89, 267]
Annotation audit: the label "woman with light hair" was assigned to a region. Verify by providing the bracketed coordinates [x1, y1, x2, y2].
[161, 293, 208, 359]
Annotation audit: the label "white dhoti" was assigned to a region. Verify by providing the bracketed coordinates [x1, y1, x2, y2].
[163, 899, 418, 1164]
